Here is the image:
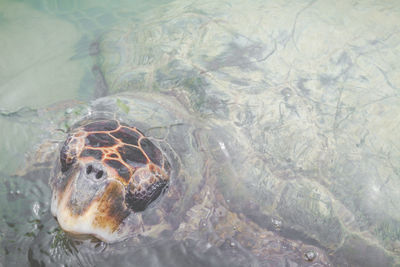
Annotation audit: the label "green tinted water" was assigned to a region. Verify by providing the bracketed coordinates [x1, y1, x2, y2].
[1, 0, 400, 266]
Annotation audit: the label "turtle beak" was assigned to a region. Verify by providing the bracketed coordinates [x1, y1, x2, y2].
[50, 161, 131, 242]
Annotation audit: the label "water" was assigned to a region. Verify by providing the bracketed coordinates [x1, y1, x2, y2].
[1, 0, 400, 266]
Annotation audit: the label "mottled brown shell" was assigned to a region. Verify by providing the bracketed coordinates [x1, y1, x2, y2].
[60, 119, 171, 212]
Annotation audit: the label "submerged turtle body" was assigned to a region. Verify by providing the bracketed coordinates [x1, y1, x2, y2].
[51, 119, 171, 242]
[90, 4, 400, 265]
[34, 93, 332, 266]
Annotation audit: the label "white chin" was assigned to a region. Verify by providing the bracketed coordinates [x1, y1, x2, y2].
[51, 191, 128, 243]
[54, 203, 128, 243]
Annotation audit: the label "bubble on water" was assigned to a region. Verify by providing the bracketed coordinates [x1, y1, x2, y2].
[304, 250, 317, 262]
[218, 141, 230, 158]
[271, 218, 282, 230]
[32, 202, 40, 216]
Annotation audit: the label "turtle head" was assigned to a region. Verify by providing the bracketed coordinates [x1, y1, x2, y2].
[50, 120, 171, 242]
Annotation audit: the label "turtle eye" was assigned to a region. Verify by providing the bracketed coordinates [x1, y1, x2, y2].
[60, 138, 76, 173]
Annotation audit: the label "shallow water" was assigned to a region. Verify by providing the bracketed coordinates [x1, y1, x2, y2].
[1, 0, 400, 266]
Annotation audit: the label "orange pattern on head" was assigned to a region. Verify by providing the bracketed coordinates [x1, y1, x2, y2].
[65, 120, 169, 186]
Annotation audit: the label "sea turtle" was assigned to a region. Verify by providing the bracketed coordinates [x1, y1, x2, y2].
[7, 93, 332, 266]
[51, 93, 333, 266]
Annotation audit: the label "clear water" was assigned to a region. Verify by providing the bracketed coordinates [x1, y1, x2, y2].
[1, 0, 400, 266]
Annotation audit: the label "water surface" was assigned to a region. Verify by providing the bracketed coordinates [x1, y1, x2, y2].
[1, 0, 400, 266]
